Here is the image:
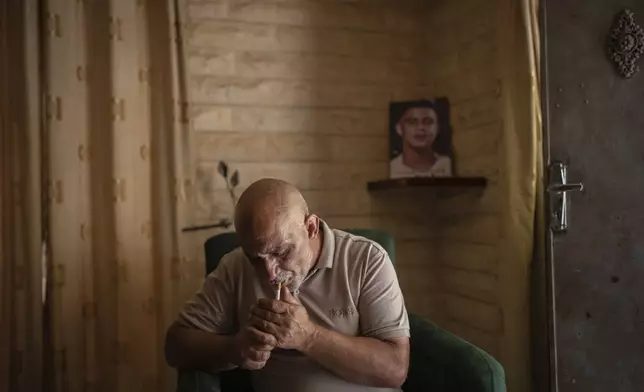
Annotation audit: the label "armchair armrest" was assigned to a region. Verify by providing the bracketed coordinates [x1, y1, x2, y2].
[177, 370, 221, 392]
[176, 368, 254, 392]
[403, 313, 506, 392]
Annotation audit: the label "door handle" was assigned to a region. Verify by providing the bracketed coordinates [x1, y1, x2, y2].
[548, 183, 584, 193]
[548, 162, 584, 233]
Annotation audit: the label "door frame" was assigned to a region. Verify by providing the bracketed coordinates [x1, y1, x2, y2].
[534, 0, 560, 391]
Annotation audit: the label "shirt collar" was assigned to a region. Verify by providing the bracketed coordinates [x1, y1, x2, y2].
[313, 219, 335, 269]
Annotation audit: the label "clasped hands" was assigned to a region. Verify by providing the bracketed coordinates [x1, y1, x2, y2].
[234, 285, 316, 370]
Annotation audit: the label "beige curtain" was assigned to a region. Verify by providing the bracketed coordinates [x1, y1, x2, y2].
[41, 0, 191, 391]
[495, 0, 542, 391]
[1, 1, 43, 391]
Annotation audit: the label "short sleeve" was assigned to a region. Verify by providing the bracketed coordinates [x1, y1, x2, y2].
[176, 254, 238, 335]
[358, 247, 410, 340]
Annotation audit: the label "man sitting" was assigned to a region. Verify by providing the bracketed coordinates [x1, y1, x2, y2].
[165, 178, 410, 391]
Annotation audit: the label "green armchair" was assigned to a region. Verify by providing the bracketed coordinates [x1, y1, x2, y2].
[176, 229, 506, 392]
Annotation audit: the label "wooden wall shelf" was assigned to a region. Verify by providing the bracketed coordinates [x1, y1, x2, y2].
[367, 177, 488, 191]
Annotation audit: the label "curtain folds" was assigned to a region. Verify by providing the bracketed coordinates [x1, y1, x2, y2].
[40, 0, 191, 391]
[1, 1, 43, 391]
[496, 0, 542, 391]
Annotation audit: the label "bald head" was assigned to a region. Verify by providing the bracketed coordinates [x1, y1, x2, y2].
[233, 178, 321, 288]
[234, 178, 309, 240]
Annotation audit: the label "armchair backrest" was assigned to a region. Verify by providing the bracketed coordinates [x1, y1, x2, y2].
[204, 228, 395, 275]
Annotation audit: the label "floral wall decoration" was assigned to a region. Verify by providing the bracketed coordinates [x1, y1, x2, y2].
[183, 161, 240, 232]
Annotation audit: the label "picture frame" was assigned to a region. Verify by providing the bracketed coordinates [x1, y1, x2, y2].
[388, 98, 454, 179]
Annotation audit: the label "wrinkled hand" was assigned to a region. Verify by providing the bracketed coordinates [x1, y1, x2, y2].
[249, 286, 316, 351]
[232, 325, 277, 370]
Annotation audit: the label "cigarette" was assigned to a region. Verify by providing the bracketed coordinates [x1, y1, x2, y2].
[276, 282, 282, 300]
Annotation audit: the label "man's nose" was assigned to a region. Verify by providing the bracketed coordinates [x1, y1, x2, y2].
[262, 258, 278, 281]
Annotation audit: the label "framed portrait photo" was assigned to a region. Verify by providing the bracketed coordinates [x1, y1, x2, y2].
[388, 98, 454, 179]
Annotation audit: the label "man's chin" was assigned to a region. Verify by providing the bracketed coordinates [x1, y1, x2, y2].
[286, 276, 304, 292]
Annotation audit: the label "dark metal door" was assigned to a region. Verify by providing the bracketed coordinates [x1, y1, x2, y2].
[544, 1, 644, 391]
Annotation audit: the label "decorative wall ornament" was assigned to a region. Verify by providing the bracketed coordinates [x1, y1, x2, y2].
[182, 161, 240, 232]
[218, 161, 240, 209]
[607, 9, 644, 78]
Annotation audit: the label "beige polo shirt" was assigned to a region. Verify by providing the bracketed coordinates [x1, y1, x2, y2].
[178, 220, 410, 392]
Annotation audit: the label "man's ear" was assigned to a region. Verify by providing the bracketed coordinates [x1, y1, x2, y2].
[396, 123, 403, 137]
[305, 214, 319, 239]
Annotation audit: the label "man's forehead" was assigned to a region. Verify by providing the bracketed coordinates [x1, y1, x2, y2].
[242, 228, 291, 255]
[237, 205, 302, 253]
